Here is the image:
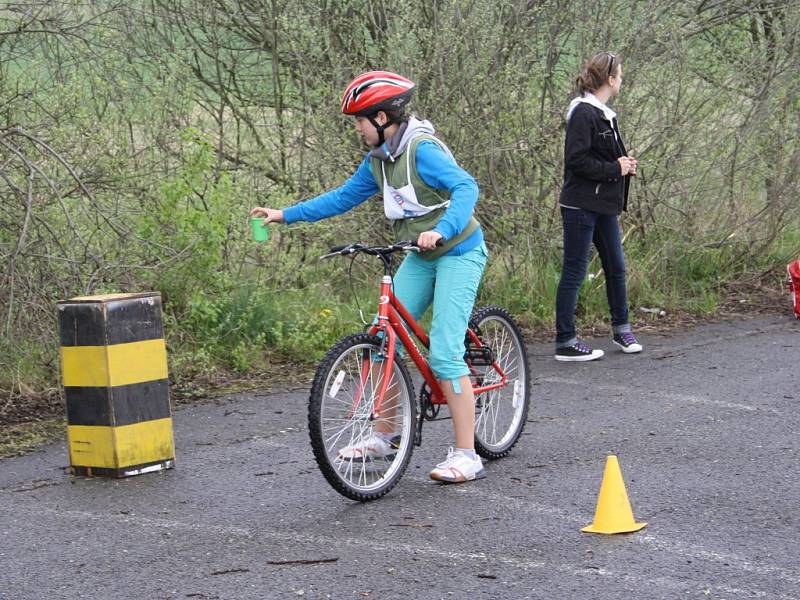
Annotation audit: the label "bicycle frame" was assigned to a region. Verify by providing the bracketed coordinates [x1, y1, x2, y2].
[364, 274, 509, 420]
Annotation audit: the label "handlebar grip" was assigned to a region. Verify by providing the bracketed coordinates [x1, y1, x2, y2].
[405, 238, 444, 249]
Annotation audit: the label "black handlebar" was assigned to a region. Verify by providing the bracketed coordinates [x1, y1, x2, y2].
[319, 239, 442, 261]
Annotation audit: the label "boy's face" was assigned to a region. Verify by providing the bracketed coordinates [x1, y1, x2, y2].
[353, 113, 386, 147]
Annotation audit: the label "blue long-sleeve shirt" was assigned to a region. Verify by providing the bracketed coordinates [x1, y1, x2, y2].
[283, 141, 483, 255]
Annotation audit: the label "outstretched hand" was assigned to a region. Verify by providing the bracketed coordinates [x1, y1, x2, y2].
[249, 206, 285, 224]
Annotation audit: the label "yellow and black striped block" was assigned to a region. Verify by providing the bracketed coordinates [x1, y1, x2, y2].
[57, 292, 175, 477]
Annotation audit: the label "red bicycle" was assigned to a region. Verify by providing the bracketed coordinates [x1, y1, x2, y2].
[308, 241, 531, 501]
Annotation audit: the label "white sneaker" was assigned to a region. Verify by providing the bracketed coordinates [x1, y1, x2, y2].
[429, 448, 486, 483]
[338, 432, 397, 462]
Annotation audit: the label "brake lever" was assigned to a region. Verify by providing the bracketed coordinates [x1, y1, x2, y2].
[393, 240, 420, 253]
[319, 242, 364, 260]
[399, 238, 443, 252]
[391, 240, 420, 252]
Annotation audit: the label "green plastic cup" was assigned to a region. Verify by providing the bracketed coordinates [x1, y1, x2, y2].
[250, 217, 269, 242]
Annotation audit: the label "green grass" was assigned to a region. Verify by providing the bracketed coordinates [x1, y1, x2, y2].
[0, 340, 58, 399]
[2, 224, 798, 406]
[0, 419, 65, 459]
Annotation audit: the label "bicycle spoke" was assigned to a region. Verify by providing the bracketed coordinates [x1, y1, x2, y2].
[469, 307, 530, 458]
[309, 335, 416, 500]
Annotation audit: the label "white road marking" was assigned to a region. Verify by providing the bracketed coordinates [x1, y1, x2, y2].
[470, 487, 800, 592]
[537, 376, 772, 413]
[6, 502, 798, 599]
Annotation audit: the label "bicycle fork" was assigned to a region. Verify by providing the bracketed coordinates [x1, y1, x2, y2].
[350, 276, 397, 422]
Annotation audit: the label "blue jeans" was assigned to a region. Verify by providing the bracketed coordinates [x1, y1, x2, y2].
[555, 208, 630, 346]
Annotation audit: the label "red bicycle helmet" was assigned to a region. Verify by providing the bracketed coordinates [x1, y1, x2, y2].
[341, 71, 415, 116]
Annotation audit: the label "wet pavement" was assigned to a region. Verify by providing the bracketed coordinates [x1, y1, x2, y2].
[1, 314, 799, 599]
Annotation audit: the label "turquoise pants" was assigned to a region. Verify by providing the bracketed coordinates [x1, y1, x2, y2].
[392, 243, 488, 381]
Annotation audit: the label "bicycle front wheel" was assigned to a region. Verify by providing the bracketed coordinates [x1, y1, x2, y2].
[308, 333, 416, 502]
[468, 305, 531, 459]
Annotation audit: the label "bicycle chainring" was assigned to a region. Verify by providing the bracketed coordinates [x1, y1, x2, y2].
[419, 382, 440, 421]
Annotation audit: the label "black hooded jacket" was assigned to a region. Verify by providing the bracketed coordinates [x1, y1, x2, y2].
[559, 102, 631, 215]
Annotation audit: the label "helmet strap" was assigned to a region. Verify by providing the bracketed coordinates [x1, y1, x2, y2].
[368, 113, 392, 147]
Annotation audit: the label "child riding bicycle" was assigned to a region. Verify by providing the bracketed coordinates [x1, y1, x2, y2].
[250, 71, 489, 483]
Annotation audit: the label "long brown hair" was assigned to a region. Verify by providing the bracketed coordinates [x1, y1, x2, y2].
[575, 52, 620, 95]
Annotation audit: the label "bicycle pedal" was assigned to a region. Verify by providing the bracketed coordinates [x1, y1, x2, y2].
[337, 453, 397, 465]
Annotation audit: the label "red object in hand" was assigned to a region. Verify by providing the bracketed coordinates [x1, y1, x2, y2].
[789, 259, 800, 319]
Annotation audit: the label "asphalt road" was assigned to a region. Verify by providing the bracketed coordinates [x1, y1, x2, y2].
[1, 314, 799, 600]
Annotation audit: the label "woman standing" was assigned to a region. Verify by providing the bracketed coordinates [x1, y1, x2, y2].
[555, 52, 642, 361]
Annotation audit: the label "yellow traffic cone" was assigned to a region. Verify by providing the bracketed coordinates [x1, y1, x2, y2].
[581, 455, 647, 534]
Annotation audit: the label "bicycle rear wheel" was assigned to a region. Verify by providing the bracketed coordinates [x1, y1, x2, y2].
[467, 305, 531, 459]
[308, 333, 416, 502]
